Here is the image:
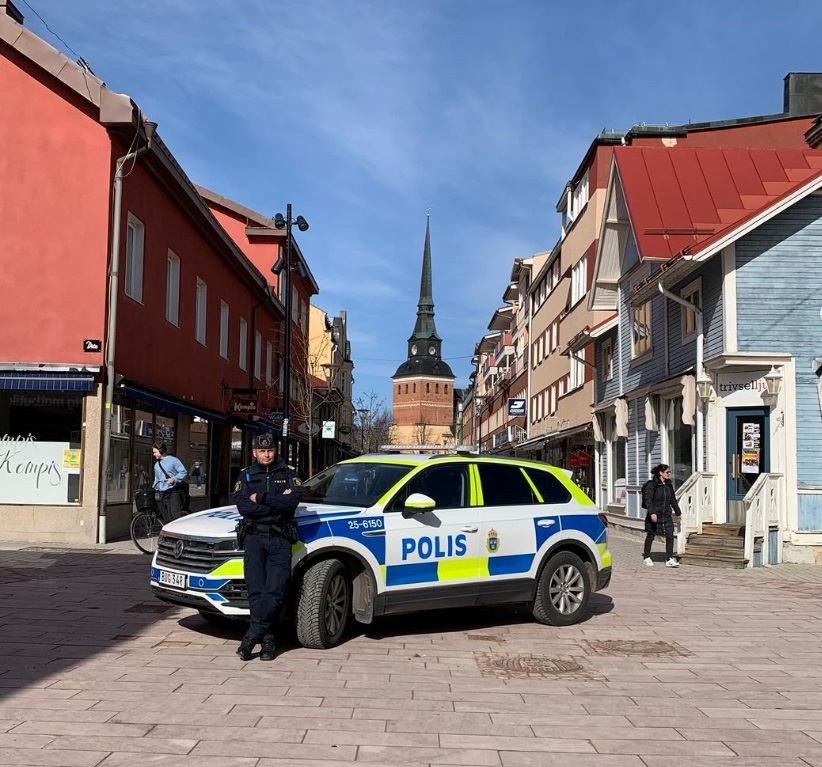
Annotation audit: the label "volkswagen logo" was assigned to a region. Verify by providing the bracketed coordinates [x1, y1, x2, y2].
[173, 539, 185, 559]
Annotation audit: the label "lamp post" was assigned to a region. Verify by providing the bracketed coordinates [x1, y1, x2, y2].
[357, 408, 370, 454]
[271, 204, 309, 467]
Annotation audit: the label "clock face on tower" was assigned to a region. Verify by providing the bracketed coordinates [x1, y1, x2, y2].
[428, 345, 436, 355]
[411, 344, 417, 355]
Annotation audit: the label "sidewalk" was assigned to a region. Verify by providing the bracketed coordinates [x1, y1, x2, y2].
[1, 531, 822, 766]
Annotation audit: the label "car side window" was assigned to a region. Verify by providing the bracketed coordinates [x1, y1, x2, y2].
[386, 464, 470, 511]
[524, 468, 572, 504]
[475, 463, 536, 506]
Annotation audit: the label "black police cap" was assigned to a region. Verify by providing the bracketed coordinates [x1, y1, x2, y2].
[253, 433, 275, 450]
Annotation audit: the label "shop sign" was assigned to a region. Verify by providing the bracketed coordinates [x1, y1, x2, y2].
[569, 451, 590, 469]
[0, 435, 76, 505]
[507, 398, 526, 417]
[322, 421, 336, 439]
[716, 370, 768, 406]
[229, 395, 258, 415]
[83, 339, 102, 352]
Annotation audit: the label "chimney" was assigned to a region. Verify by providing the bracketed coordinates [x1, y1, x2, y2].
[783, 73, 822, 115]
[0, 0, 23, 23]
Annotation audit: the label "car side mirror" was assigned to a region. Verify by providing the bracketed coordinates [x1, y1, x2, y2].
[402, 492, 436, 518]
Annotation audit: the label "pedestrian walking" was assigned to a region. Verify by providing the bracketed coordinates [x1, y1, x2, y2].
[190, 460, 203, 488]
[231, 433, 303, 661]
[152, 443, 188, 522]
[642, 463, 682, 568]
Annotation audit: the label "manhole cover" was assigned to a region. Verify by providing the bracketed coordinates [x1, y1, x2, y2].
[124, 602, 172, 614]
[475, 653, 601, 679]
[582, 639, 690, 657]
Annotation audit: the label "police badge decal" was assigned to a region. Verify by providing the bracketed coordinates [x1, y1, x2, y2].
[486, 528, 500, 554]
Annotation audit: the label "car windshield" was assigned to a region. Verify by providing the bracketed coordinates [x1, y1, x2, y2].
[300, 462, 413, 507]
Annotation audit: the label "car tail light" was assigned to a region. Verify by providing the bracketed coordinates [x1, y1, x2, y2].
[598, 512, 608, 528]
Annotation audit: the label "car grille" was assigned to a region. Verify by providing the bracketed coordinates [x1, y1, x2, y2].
[156, 535, 238, 573]
[219, 580, 249, 610]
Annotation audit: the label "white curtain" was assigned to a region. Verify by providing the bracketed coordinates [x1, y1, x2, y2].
[644, 395, 658, 432]
[818, 373, 822, 418]
[681, 375, 696, 426]
[592, 413, 604, 443]
[615, 398, 629, 438]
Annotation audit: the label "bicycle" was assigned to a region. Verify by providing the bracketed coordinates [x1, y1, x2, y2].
[130, 488, 164, 555]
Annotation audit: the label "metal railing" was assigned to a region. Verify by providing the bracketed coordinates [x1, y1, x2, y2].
[675, 472, 717, 555]
[742, 472, 783, 568]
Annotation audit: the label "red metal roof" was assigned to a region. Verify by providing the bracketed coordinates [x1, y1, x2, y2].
[615, 147, 822, 260]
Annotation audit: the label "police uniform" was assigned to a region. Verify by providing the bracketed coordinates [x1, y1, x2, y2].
[230, 433, 302, 660]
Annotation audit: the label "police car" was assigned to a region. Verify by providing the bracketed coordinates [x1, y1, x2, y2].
[150, 454, 611, 649]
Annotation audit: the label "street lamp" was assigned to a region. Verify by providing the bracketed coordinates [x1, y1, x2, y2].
[357, 408, 370, 454]
[271, 203, 309, 465]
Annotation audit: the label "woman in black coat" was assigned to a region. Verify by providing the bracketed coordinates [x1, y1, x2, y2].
[642, 463, 682, 567]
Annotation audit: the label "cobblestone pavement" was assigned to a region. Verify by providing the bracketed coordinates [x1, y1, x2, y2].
[1, 531, 822, 766]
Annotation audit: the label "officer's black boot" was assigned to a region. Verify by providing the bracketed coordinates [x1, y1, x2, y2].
[259, 635, 277, 661]
[236, 635, 256, 661]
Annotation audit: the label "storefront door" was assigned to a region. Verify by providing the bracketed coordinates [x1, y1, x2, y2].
[726, 407, 769, 524]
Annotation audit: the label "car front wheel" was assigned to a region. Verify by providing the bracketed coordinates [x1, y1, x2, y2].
[532, 551, 591, 626]
[295, 559, 351, 649]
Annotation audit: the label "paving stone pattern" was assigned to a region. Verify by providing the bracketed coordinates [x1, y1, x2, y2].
[1, 532, 822, 766]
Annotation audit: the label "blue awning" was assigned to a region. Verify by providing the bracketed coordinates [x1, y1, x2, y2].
[122, 384, 226, 423]
[0, 371, 95, 392]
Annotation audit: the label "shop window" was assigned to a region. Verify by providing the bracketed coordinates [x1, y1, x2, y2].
[611, 421, 626, 505]
[664, 396, 693, 488]
[189, 417, 210, 499]
[107, 402, 131, 504]
[0, 392, 83, 505]
[132, 409, 176, 494]
[124, 213, 144, 302]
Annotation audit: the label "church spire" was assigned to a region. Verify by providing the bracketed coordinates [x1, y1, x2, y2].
[410, 212, 441, 342]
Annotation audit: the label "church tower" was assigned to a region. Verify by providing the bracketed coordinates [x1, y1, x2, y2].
[391, 215, 455, 448]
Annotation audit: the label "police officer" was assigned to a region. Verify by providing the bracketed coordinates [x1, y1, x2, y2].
[231, 433, 302, 661]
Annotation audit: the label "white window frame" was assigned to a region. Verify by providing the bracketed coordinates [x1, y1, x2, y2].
[552, 321, 559, 351]
[266, 341, 273, 385]
[632, 300, 653, 359]
[165, 250, 180, 326]
[569, 354, 585, 391]
[571, 257, 587, 306]
[195, 278, 207, 346]
[680, 278, 702, 340]
[219, 301, 229, 359]
[239, 318, 248, 371]
[568, 170, 589, 223]
[601, 337, 613, 381]
[124, 213, 144, 303]
[253, 330, 262, 380]
[551, 259, 561, 290]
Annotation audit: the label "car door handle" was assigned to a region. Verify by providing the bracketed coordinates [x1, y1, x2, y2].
[460, 525, 479, 533]
[537, 519, 556, 528]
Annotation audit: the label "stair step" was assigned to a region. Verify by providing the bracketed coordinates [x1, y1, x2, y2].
[680, 554, 748, 569]
[701, 523, 745, 536]
[683, 547, 748, 560]
[687, 535, 745, 549]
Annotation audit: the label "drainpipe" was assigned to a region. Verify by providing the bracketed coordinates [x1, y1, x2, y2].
[98, 118, 157, 544]
[658, 283, 705, 473]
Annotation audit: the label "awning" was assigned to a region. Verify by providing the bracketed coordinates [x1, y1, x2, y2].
[122, 384, 226, 423]
[515, 434, 546, 451]
[0, 371, 95, 392]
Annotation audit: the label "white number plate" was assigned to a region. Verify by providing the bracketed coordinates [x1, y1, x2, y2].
[159, 570, 186, 589]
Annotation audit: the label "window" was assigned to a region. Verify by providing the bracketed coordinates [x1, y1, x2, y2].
[253, 330, 262, 380]
[405, 384, 408, 394]
[266, 341, 273, 385]
[602, 338, 613, 381]
[435, 383, 439, 394]
[681, 279, 702, 338]
[611, 422, 627, 504]
[413, 383, 416, 393]
[571, 257, 587, 306]
[664, 396, 693, 488]
[551, 259, 561, 289]
[292, 286, 299, 323]
[632, 300, 652, 358]
[568, 170, 589, 223]
[165, 250, 180, 325]
[219, 302, 229, 359]
[124, 213, 144, 302]
[239, 318, 248, 371]
[476, 463, 535, 506]
[569, 354, 585, 390]
[549, 386, 557, 414]
[195, 278, 207, 345]
[303, 462, 413, 508]
[388, 464, 470, 511]
[426, 383, 430, 393]
[552, 321, 559, 350]
[525, 468, 571, 504]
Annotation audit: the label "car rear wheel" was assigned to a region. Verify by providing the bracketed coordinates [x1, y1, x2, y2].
[295, 559, 351, 649]
[532, 551, 591, 626]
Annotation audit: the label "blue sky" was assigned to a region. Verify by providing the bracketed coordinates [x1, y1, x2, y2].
[27, 0, 822, 408]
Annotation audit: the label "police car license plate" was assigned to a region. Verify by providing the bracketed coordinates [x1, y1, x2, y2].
[159, 570, 186, 589]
